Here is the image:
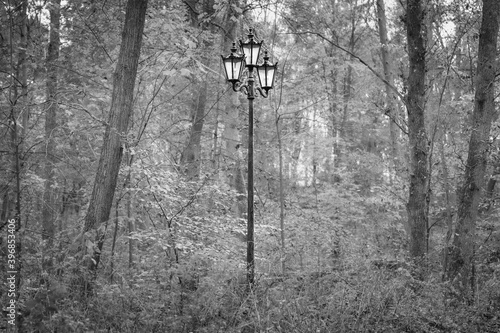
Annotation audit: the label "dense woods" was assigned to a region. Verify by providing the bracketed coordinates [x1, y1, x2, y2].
[1, 0, 499, 332]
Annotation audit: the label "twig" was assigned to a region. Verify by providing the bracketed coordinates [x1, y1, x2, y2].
[285, 31, 407, 106]
[62, 102, 109, 127]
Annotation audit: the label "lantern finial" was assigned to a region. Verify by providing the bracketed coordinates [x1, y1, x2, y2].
[263, 50, 269, 62]
[230, 41, 238, 54]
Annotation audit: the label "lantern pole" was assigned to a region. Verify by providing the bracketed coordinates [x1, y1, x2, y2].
[220, 28, 277, 289]
[247, 64, 255, 287]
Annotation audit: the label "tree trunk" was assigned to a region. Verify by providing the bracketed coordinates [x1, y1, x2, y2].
[18, 0, 29, 140]
[340, 20, 355, 140]
[42, 0, 61, 269]
[221, 3, 245, 217]
[483, 167, 498, 213]
[110, 202, 120, 284]
[125, 152, 134, 269]
[325, 65, 339, 173]
[440, 138, 454, 276]
[445, 0, 500, 303]
[312, 105, 318, 188]
[180, 0, 214, 180]
[406, 0, 429, 259]
[275, 111, 286, 274]
[82, 0, 148, 275]
[2, 1, 26, 327]
[181, 79, 208, 179]
[1, 0, 27, 231]
[376, 0, 400, 172]
[291, 107, 303, 187]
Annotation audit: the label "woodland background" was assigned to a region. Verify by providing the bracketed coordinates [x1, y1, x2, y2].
[1, 0, 500, 332]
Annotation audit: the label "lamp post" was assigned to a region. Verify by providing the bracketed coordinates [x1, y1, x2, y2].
[221, 28, 277, 287]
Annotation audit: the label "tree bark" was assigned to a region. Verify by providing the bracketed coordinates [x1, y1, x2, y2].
[324, 1, 340, 176]
[291, 107, 303, 187]
[42, 0, 61, 267]
[82, 0, 148, 274]
[1, 1, 26, 327]
[1, 0, 27, 232]
[325, 63, 339, 173]
[406, 0, 429, 259]
[181, 80, 208, 180]
[376, 0, 400, 172]
[340, 7, 356, 140]
[180, 0, 214, 180]
[445, 0, 500, 303]
[220, 2, 246, 217]
[440, 138, 454, 276]
[483, 165, 499, 212]
[275, 111, 286, 274]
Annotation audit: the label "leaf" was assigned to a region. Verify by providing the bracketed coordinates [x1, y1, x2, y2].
[180, 68, 191, 77]
[85, 239, 94, 253]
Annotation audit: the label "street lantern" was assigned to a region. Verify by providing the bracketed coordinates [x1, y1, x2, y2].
[220, 28, 278, 288]
[221, 42, 245, 83]
[239, 28, 263, 67]
[256, 50, 277, 93]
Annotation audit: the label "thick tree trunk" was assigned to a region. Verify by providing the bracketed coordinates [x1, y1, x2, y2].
[42, 0, 61, 266]
[224, 93, 246, 217]
[82, 0, 148, 274]
[445, 0, 500, 303]
[406, 0, 429, 259]
[221, 3, 246, 217]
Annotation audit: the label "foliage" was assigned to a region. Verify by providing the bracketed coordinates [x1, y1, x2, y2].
[1, 0, 500, 332]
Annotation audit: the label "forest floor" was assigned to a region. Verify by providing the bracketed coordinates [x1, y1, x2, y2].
[16, 224, 500, 333]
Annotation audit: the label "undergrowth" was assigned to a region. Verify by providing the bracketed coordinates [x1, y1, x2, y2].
[19, 252, 500, 333]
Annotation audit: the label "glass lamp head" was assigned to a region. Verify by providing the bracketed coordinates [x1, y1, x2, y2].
[257, 50, 278, 92]
[221, 42, 245, 83]
[239, 28, 263, 68]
